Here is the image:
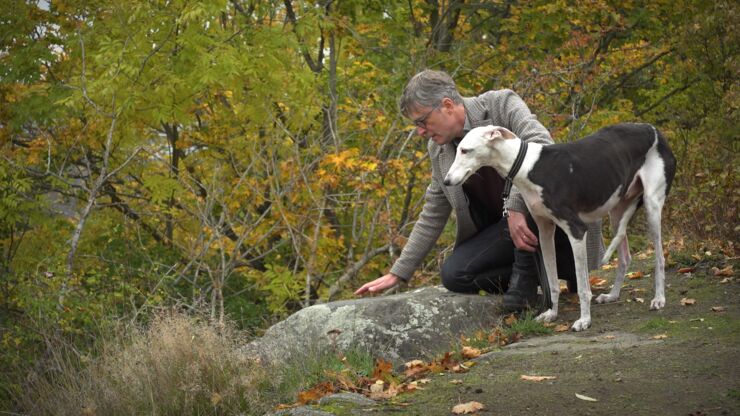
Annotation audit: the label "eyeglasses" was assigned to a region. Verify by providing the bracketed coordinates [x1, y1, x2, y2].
[412, 103, 441, 129]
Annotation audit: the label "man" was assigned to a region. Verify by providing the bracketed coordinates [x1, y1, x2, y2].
[355, 70, 604, 311]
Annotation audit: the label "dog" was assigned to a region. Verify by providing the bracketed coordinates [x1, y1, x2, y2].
[443, 123, 676, 331]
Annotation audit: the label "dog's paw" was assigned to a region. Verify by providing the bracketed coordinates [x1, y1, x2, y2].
[595, 293, 618, 304]
[650, 297, 665, 310]
[571, 318, 591, 332]
[536, 309, 557, 323]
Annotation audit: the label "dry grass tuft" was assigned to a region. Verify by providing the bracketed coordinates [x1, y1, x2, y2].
[18, 312, 272, 415]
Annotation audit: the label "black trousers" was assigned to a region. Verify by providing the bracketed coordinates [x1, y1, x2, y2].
[440, 216, 576, 294]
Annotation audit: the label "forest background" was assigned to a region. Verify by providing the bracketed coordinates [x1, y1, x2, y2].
[0, 0, 737, 409]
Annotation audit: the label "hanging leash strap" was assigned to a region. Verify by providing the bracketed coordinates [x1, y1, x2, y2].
[502, 140, 528, 218]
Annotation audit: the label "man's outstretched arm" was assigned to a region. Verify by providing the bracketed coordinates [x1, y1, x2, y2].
[354, 273, 401, 296]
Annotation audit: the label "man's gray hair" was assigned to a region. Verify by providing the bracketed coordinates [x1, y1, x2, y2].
[400, 70, 464, 118]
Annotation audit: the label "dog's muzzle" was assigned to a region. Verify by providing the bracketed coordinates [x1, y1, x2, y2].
[443, 169, 470, 186]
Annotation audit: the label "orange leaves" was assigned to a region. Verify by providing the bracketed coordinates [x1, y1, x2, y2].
[371, 358, 394, 382]
[503, 313, 517, 326]
[461, 346, 482, 359]
[627, 271, 644, 280]
[520, 375, 557, 382]
[589, 276, 608, 288]
[403, 359, 428, 378]
[553, 324, 570, 332]
[289, 319, 530, 408]
[317, 148, 389, 196]
[712, 265, 734, 277]
[680, 298, 697, 306]
[452, 401, 485, 414]
[297, 382, 335, 404]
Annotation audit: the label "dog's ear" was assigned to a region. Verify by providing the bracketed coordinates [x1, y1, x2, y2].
[484, 126, 504, 142]
[492, 126, 517, 140]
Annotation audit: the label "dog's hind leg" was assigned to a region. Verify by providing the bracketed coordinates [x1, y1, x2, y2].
[596, 198, 640, 304]
[600, 178, 643, 266]
[533, 218, 560, 324]
[568, 233, 592, 331]
[643, 185, 668, 310]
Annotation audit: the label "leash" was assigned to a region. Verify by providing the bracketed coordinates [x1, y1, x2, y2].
[502, 140, 528, 218]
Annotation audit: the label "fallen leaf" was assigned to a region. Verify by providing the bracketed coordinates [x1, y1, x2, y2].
[627, 271, 644, 280]
[652, 334, 668, 340]
[720, 277, 732, 284]
[589, 276, 608, 287]
[520, 375, 557, 382]
[450, 379, 464, 385]
[712, 265, 734, 277]
[210, 392, 222, 406]
[637, 251, 650, 260]
[462, 346, 482, 359]
[680, 297, 697, 306]
[406, 381, 424, 391]
[297, 382, 334, 404]
[554, 324, 570, 332]
[575, 393, 598, 402]
[369, 382, 401, 400]
[677, 267, 696, 274]
[372, 359, 393, 381]
[403, 359, 429, 378]
[504, 313, 518, 326]
[711, 306, 726, 312]
[635, 297, 645, 303]
[404, 359, 425, 369]
[452, 361, 476, 373]
[603, 335, 616, 340]
[452, 401, 485, 414]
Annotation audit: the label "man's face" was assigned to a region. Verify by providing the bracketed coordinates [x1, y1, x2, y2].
[409, 98, 462, 145]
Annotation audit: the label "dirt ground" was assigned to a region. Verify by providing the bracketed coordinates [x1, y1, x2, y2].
[374, 257, 740, 416]
[310, 256, 739, 416]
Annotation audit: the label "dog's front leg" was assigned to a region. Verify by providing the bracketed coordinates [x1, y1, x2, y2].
[533, 218, 559, 323]
[568, 235, 592, 331]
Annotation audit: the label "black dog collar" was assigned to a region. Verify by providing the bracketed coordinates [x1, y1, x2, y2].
[502, 140, 528, 218]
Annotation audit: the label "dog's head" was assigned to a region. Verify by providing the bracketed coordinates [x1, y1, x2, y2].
[443, 125, 518, 186]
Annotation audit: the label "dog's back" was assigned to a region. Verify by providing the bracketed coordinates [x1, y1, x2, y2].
[529, 123, 675, 216]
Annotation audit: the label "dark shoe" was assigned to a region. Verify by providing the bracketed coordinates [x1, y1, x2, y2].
[502, 272, 539, 313]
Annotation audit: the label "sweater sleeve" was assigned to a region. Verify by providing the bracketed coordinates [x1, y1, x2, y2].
[389, 173, 452, 282]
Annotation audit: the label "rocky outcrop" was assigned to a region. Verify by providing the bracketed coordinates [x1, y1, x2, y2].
[243, 286, 503, 365]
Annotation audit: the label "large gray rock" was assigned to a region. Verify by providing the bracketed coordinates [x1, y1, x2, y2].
[243, 286, 502, 365]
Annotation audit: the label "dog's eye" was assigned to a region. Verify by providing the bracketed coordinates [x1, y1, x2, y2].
[460, 148, 470, 154]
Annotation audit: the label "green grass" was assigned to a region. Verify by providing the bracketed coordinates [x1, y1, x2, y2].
[276, 347, 376, 396]
[506, 311, 553, 337]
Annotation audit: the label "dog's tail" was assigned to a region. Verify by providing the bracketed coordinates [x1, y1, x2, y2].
[654, 126, 677, 197]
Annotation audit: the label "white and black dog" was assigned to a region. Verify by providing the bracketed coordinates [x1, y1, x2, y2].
[444, 123, 676, 331]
